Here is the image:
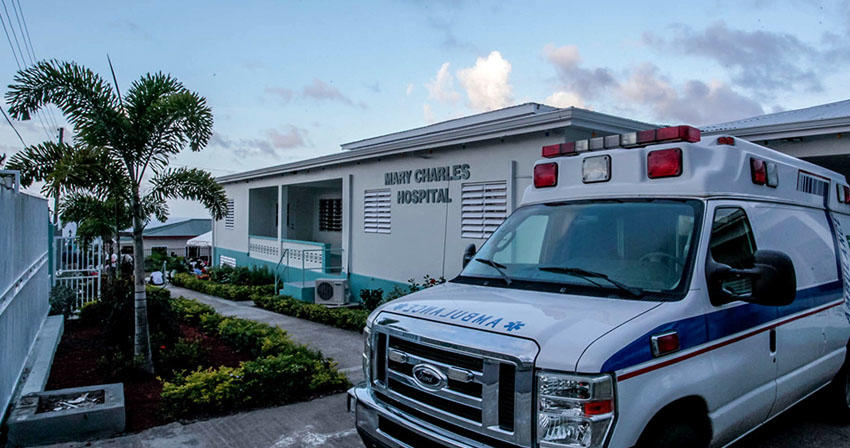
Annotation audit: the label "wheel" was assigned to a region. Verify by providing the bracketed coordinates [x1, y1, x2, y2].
[829, 357, 850, 420]
[636, 416, 710, 448]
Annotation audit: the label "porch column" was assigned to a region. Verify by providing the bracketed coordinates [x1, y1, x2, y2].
[342, 174, 352, 274]
[277, 185, 283, 242]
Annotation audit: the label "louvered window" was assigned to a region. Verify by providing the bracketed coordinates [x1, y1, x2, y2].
[225, 199, 235, 229]
[364, 189, 391, 234]
[461, 181, 508, 239]
[319, 198, 342, 232]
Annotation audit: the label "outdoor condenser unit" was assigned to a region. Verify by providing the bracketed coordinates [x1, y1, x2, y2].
[314, 278, 349, 306]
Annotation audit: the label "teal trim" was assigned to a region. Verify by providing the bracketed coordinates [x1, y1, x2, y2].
[213, 246, 408, 305]
[249, 234, 278, 241]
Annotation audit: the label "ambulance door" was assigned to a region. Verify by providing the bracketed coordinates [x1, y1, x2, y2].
[746, 203, 839, 418]
[703, 201, 777, 441]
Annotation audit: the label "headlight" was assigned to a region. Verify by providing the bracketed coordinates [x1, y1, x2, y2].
[362, 325, 372, 383]
[537, 371, 615, 448]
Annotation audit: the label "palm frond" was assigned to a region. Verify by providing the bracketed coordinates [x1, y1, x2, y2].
[147, 167, 226, 220]
[5, 60, 126, 148]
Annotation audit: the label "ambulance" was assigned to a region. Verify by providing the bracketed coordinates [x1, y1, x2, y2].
[347, 125, 850, 448]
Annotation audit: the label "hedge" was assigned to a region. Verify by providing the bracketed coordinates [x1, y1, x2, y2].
[252, 294, 369, 332]
[172, 272, 275, 301]
[161, 295, 350, 417]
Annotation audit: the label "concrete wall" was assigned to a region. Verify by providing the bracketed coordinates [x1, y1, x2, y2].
[0, 184, 49, 417]
[213, 127, 598, 298]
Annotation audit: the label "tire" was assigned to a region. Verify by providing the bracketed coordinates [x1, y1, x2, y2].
[829, 359, 850, 421]
[636, 416, 710, 448]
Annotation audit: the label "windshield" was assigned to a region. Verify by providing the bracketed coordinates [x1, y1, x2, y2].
[456, 199, 703, 299]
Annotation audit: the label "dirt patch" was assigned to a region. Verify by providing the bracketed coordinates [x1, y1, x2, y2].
[46, 319, 250, 433]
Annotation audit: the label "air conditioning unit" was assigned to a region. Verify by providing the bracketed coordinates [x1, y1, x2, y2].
[314, 278, 349, 306]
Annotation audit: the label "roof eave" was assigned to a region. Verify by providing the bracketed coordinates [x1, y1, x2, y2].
[703, 117, 850, 141]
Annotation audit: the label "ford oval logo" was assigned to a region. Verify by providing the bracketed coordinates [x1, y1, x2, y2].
[412, 364, 447, 391]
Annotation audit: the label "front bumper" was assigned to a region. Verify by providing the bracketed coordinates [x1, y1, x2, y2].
[348, 385, 503, 448]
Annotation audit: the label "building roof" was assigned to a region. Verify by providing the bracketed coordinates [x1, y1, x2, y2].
[216, 103, 656, 184]
[120, 218, 211, 241]
[702, 99, 850, 140]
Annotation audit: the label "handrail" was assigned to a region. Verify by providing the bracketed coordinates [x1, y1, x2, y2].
[273, 248, 290, 293]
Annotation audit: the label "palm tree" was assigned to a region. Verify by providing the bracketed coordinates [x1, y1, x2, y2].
[6, 60, 227, 373]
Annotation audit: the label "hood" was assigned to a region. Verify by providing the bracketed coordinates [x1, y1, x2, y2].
[377, 281, 661, 371]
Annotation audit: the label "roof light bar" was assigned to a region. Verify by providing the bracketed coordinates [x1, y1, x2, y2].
[539, 125, 701, 158]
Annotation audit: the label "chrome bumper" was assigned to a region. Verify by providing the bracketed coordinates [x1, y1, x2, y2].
[348, 385, 501, 448]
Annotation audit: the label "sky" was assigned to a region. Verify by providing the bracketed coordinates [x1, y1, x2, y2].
[1, 0, 848, 218]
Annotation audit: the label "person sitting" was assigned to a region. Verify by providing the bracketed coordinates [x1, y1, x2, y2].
[149, 270, 164, 285]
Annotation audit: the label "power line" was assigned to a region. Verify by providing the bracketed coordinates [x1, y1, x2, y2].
[0, 1, 53, 142]
[12, 0, 59, 131]
[1, 106, 26, 147]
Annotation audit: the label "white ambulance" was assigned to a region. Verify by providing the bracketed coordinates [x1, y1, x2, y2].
[348, 125, 850, 448]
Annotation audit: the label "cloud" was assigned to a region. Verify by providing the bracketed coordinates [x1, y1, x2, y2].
[209, 125, 309, 157]
[406, 83, 414, 96]
[457, 51, 514, 111]
[265, 87, 294, 104]
[425, 62, 461, 103]
[543, 44, 617, 100]
[619, 63, 763, 125]
[643, 21, 826, 93]
[302, 78, 355, 106]
[544, 91, 585, 109]
[423, 103, 435, 123]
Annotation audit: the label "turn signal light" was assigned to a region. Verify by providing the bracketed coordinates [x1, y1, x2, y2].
[651, 331, 680, 357]
[534, 163, 558, 188]
[583, 400, 614, 416]
[647, 148, 682, 179]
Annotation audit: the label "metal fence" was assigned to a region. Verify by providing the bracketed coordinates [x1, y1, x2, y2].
[0, 171, 49, 417]
[54, 237, 101, 310]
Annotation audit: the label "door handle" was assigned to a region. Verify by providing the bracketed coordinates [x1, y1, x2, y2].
[769, 328, 776, 354]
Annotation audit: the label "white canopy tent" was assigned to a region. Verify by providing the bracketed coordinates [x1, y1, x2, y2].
[186, 231, 212, 247]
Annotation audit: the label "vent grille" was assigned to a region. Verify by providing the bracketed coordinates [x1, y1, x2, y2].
[461, 181, 508, 239]
[389, 336, 483, 371]
[364, 189, 391, 234]
[224, 199, 235, 229]
[498, 363, 516, 431]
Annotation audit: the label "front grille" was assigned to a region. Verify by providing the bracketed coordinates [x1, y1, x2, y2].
[372, 328, 528, 446]
[379, 416, 450, 448]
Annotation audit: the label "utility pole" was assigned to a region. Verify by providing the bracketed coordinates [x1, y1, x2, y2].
[54, 127, 64, 225]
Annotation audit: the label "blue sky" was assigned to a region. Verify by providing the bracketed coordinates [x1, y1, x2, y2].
[1, 0, 849, 217]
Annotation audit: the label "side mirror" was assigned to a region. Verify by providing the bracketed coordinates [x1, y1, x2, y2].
[462, 244, 477, 268]
[706, 249, 796, 306]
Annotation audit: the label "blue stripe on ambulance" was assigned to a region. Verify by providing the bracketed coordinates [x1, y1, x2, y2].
[601, 280, 843, 374]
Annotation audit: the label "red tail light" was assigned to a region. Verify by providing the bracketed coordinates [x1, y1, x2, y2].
[717, 136, 735, 146]
[647, 148, 682, 179]
[750, 158, 766, 185]
[583, 400, 613, 416]
[534, 163, 558, 188]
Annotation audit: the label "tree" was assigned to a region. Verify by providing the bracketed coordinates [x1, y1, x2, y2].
[7, 60, 227, 373]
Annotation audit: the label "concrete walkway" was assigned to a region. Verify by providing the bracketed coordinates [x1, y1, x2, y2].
[165, 285, 364, 383]
[39, 393, 363, 448]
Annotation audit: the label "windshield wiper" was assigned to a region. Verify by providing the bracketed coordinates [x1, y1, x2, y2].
[473, 258, 512, 285]
[538, 266, 643, 298]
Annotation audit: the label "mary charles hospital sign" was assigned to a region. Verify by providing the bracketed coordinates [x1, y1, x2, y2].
[384, 164, 471, 205]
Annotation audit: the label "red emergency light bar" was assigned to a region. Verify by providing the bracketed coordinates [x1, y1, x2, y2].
[541, 125, 701, 158]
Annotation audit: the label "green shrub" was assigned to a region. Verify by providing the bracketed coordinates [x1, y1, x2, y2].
[158, 337, 209, 377]
[359, 288, 384, 312]
[161, 352, 348, 417]
[160, 296, 349, 418]
[252, 294, 370, 332]
[49, 285, 77, 317]
[172, 273, 274, 301]
[206, 265, 274, 286]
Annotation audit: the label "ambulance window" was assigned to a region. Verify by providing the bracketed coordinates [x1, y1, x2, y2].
[710, 207, 756, 269]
